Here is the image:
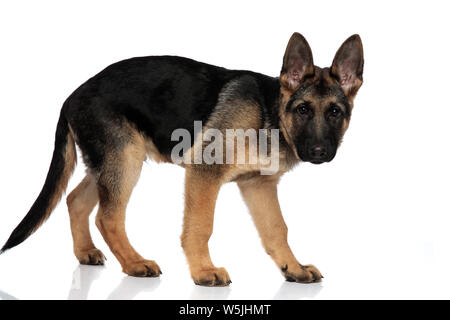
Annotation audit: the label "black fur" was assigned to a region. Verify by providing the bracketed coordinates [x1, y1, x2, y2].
[64, 56, 281, 170]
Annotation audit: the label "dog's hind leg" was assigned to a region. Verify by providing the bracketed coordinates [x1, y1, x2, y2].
[94, 133, 161, 277]
[67, 174, 105, 265]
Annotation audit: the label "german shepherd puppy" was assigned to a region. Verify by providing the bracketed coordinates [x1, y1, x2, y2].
[1, 33, 363, 286]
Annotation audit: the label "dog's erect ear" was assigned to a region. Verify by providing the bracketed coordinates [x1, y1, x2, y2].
[331, 34, 364, 98]
[280, 33, 314, 92]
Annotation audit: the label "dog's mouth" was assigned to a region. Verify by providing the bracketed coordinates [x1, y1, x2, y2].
[298, 153, 336, 164]
[309, 160, 326, 165]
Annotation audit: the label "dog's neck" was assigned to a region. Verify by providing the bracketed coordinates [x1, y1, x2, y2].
[264, 77, 302, 168]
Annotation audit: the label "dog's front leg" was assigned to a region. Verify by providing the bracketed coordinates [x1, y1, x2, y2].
[181, 168, 231, 286]
[238, 176, 323, 283]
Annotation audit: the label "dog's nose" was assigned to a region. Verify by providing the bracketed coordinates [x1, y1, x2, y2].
[309, 145, 328, 160]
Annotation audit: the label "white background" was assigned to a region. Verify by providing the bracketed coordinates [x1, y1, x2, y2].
[0, 0, 449, 300]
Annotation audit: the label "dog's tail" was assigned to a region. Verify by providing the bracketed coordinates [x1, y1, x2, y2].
[0, 111, 76, 253]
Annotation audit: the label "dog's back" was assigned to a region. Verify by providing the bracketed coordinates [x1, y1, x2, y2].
[64, 56, 277, 161]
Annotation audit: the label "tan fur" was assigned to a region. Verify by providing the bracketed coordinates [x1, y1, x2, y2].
[66, 174, 104, 265]
[183, 87, 264, 167]
[237, 175, 322, 282]
[93, 130, 161, 276]
[181, 168, 230, 286]
[279, 88, 301, 160]
[145, 138, 172, 163]
[177, 97, 305, 285]
[205, 98, 263, 176]
[66, 127, 165, 274]
[185, 96, 296, 181]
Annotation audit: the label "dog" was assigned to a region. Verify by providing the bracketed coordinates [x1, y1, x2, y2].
[1, 33, 363, 286]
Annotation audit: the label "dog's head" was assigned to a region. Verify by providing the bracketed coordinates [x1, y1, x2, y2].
[278, 33, 364, 164]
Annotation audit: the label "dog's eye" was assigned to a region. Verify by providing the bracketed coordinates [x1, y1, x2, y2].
[329, 104, 342, 117]
[296, 103, 311, 116]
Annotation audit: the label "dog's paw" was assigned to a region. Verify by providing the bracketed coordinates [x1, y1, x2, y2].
[123, 260, 162, 277]
[192, 267, 231, 287]
[281, 263, 323, 283]
[76, 248, 106, 265]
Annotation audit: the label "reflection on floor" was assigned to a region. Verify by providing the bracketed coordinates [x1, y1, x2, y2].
[0, 264, 323, 300]
[0, 290, 18, 300]
[68, 265, 161, 300]
[273, 282, 322, 300]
